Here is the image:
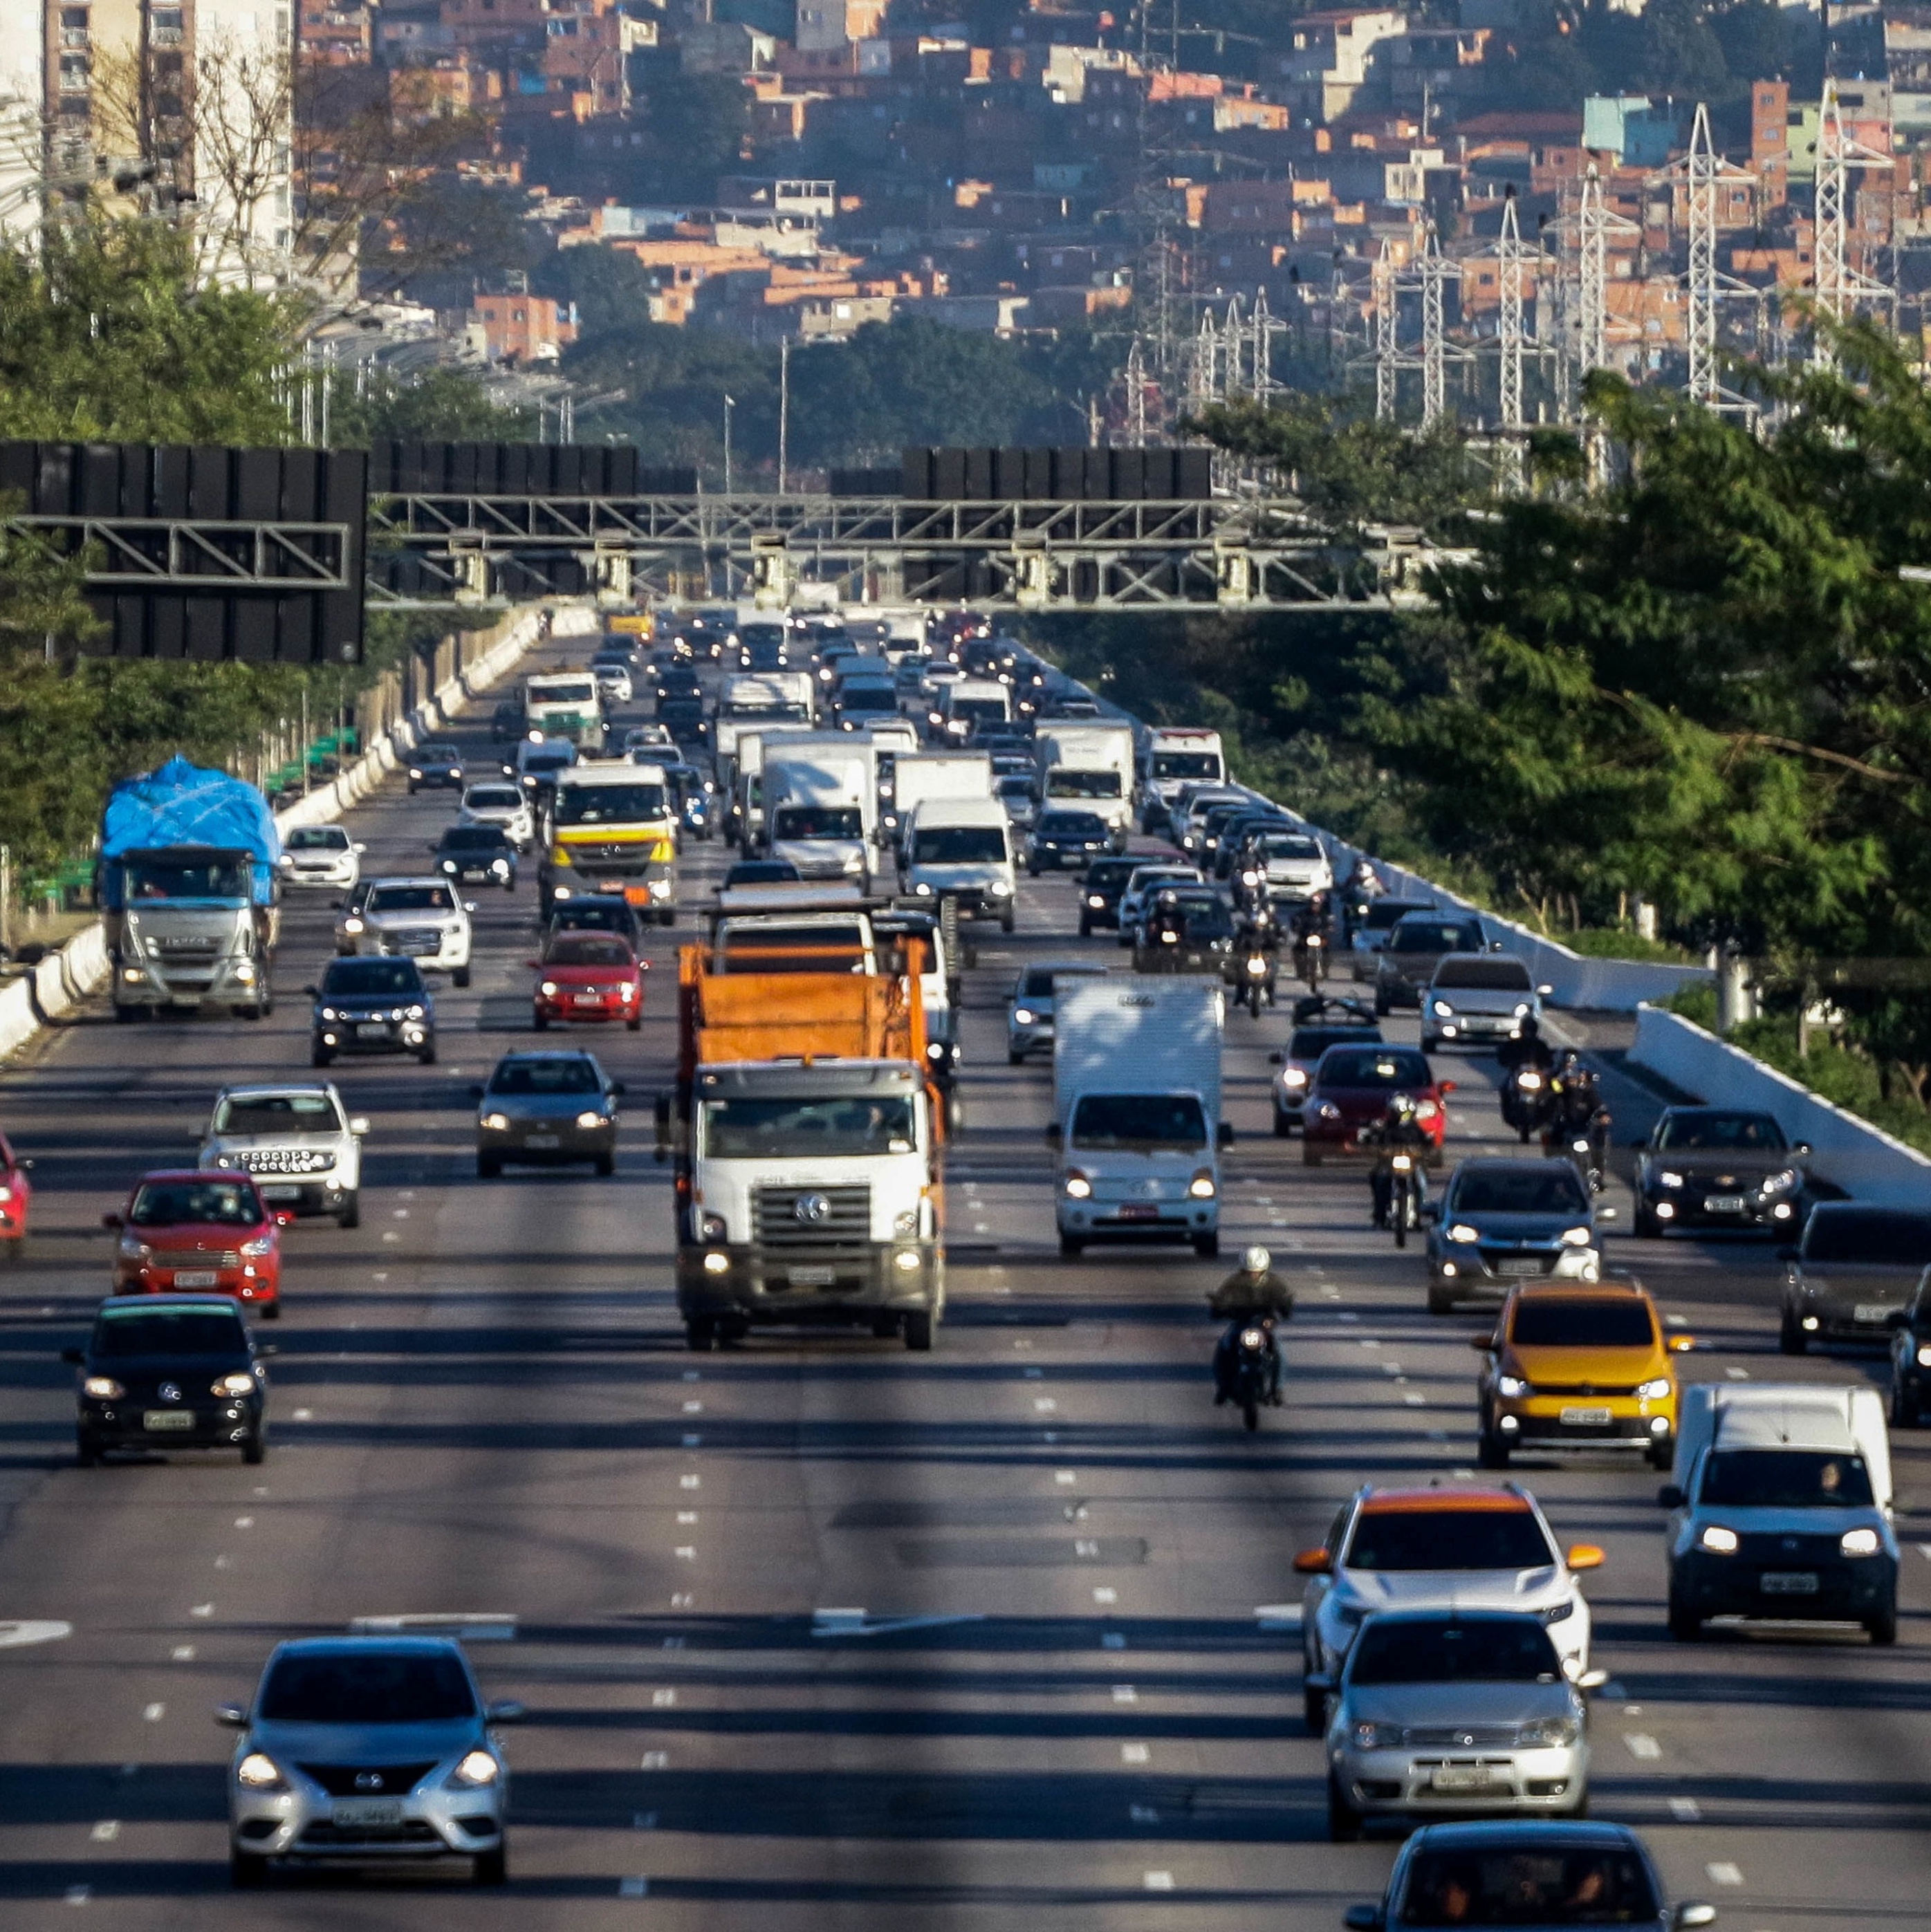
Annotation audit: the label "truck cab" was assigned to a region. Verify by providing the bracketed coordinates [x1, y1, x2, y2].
[936, 678, 1012, 744]
[540, 763, 680, 925]
[110, 846, 275, 1021]
[523, 671, 602, 745]
[766, 743, 876, 884]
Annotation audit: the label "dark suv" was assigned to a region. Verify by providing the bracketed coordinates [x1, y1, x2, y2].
[1373, 911, 1489, 1013]
[310, 956, 436, 1067]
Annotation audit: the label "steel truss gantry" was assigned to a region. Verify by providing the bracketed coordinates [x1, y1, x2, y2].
[11, 513, 355, 591]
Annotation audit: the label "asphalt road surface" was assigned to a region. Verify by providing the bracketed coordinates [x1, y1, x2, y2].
[1, 644, 1926, 1930]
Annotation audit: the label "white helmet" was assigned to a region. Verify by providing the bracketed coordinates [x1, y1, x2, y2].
[1243, 1245, 1271, 1275]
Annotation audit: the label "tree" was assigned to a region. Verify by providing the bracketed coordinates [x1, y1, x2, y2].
[327, 366, 534, 447]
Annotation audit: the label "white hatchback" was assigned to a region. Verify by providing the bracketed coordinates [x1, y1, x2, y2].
[278, 825, 362, 891]
[459, 782, 536, 852]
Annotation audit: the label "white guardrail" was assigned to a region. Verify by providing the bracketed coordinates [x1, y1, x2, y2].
[0, 601, 584, 1063]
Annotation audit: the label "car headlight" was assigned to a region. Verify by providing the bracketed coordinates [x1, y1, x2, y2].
[482, 1112, 511, 1131]
[319, 1006, 338, 1022]
[1516, 1716, 1580, 1749]
[1917, 1344, 1931, 1368]
[1636, 1376, 1672, 1400]
[1699, 1524, 1739, 1554]
[1414, 1099, 1440, 1121]
[407, 1005, 426, 1020]
[1063, 1171, 1092, 1199]
[539, 981, 560, 997]
[1659, 1170, 1684, 1189]
[1188, 1169, 1217, 1199]
[1430, 999, 1453, 1017]
[236, 1752, 286, 1790]
[1762, 1168, 1798, 1193]
[450, 1749, 501, 1788]
[1515, 1070, 1542, 1090]
[1349, 1720, 1404, 1749]
[213, 1373, 257, 1397]
[239, 1235, 274, 1258]
[442, 860, 459, 873]
[576, 1111, 610, 1130]
[492, 860, 510, 875]
[1514, 1001, 1532, 1016]
[1087, 895, 1105, 908]
[1446, 1223, 1480, 1243]
[1540, 1597, 1576, 1624]
[82, 1375, 124, 1400]
[409, 768, 423, 779]
[1841, 1527, 1882, 1558]
[1012, 1008, 1036, 1026]
[987, 879, 1013, 896]
[1282, 1069, 1309, 1088]
[118, 1236, 152, 1261]
[1315, 1102, 1342, 1122]
[1495, 1373, 1530, 1398]
[1560, 1226, 1593, 1246]
[342, 918, 364, 934]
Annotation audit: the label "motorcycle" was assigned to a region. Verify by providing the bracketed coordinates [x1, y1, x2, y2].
[1386, 1151, 1421, 1247]
[1239, 944, 1275, 1018]
[1502, 1065, 1555, 1143]
[1294, 929, 1327, 990]
[1216, 1319, 1277, 1432]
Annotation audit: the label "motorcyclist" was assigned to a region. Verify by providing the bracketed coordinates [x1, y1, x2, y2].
[1146, 889, 1188, 948]
[1210, 1245, 1292, 1406]
[1497, 1014, 1558, 1137]
[1289, 891, 1331, 984]
[1549, 1049, 1611, 1185]
[1497, 1013, 1555, 1075]
[1361, 1093, 1433, 1229]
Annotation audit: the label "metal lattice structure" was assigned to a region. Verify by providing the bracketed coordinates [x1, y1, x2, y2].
[1813, 77, 1895, 362]
[1679, 104, 1761, 415]
[12, 514, 354, 590]
[1418, 225, 1455, 426]
[1373, 242, 1398, 422]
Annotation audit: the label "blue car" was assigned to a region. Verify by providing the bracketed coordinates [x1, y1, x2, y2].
[310, 956, 436, 1068]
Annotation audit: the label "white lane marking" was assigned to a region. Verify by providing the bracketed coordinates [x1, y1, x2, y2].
[811, 1608, 986, 1638]
[640, 1751, 668, 1770]
[142, 1704, 164, 1722]
[89, 1820, 120, 1843]
[1383, 1364, 1403, 1377]
[1034, 1398, 1057, 1413]
[1338, 1312, 1359, 1323]
[353, 1613, 517, 1640]
[1093, 1586, 1118, 1604]
[619, 1875, 650, 1897]
[681, 1475, 700, 1490]
[1624, 1734, 1662, 1760]
[382, 1232, 400, 1243]
[171, 1646, 194, 1662]
[1725, 1367, 1750, 1382]
[1665, 1314, 1687, 1328]
[1706, 1863, 1744, 1886]
[391, 1209, 409, 1220]
[677, 1512, 697, 1525]
[1404, 1393, 1427, 1406]
[1427, 1430, 1448, 1441]
[373, 1272, 389, 1282]
[682, 1433, 701, 1448]
[670, 1592, 694, 1610]
[652, 1689, 676, 1707]
[1120, 1743, 1149, 1764]
[1144, 1871, 1174, 1891]
[1917, 1543, 1931, 1561]
[64, 1885, 89, 1905]
[1044, 1431, 1059, 1444]
[233, 1517, 253, 1530]
[1255, 1605, 1302, 1629]
[674, 1546, 696, 1560]
[290, 1409, 312, 1422]
[1669, 1797, 1701, 1821]
[1102, 1633, 1126, 1650]
[0, 1621, 71, 1648]
[190, 1604, 214, 1619]
[1359, 1339, 1381, 1350]
[682, 1401, 703, 1413]
[213, 1557, 232, 1571]
[1055, 1470, 1077, 1485]
[1111, 1685, 1138, 1704]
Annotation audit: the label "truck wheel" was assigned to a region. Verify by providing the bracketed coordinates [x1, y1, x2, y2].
[337, 1193, 360, 1230]
[903, 1309, 935, 1351]
[1192, 1232, 1219, 1259]
[1059, 1234, 1084, 1258]
[453, 966, 472, 989]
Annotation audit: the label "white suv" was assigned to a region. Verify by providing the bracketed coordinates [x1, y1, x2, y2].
[343, 877, 474, 986]
[199, 1081, 368, 1228]
[459, 781, 535, 852]
[279, 824, 363, 891]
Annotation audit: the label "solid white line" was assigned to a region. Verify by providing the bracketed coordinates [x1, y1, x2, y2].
[0, 1621, 71, 1648]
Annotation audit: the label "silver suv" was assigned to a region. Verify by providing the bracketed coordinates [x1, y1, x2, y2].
[200, 1082, 367, 1229]
[337, 877, 474, 987]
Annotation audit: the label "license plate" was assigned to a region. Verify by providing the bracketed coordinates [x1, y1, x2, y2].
[788, 1265, 835, 1287]
[1855, 1304, 1896, 1325]
[1499, 1258, 1545, 1277]
[1430, 1765, 1497, 1791]
[172, 1270, 219, 1288]
[1560, 1406, 1613, 1427]
[331, 1798, 405, 1828]
[1760, 1570, 1819, 1595]
[260, 1185, 300, 1201]
[1704, 1194, 1746, 1214]
[1117, 1203, 1161, 1220]
[524, 1133, 561, 1149]
[352, 1022, 388, 1040]
[143, 1409, 194, 1431]
[573, 993, 602, 1005]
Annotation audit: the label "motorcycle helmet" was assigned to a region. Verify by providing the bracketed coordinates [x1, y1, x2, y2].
[1519, 1014, 1540, 1040]
[1389, 1094, 1420, 1123]
[1242, 1244, 1272, 1276]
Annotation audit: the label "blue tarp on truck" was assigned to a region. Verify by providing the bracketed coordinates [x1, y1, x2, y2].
[99, 757, 280, 910]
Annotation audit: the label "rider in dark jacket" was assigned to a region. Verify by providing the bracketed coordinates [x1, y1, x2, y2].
[1360, 1094, 1433, 1228]
[1210, 1245, 1292, 1404]
[1497, 1014, 1556, 1075]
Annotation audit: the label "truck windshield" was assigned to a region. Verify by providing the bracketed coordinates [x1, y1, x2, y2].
[530, 682, 594, 705]
[774, 806, 863, 839]
[1700, 1450, 1874, 1510]
[726, 703, 810, 721]
[705, 1095, 916, 1156]
[953, 698, 1008, 722]
[1152, 751, 1219, 779]
[1070, 1094, 1207, 1151]
[913, 827, 1006, 864]
[212, 1092, 343, 1136]
[838, 687, 895, 710]
[1046, 771, 1122, 799]
[555, 785, 667, 825]
[125, 857, 251, 900]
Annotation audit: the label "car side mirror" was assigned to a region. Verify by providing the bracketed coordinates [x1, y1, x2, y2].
[1576, 1666, 1609, 1692]
[469, 1084, 486, 1100]
[1793, 1141, 1811, 1156]
[102, 1212, 121, 1229]
[61, 1347, 83, 1365]
[486, 1700, 526, 1723]
[272, 1211, 295, 1228]
[463, 902, 477, 913]
[1292, 1546, 1331, 1575]
[1674, 1906, 1718, 1929]
[1217, 1121, 1235, 1149]
[1044, 1122, 1062, 1145]
[1596, 1205, 1618, 1222]
[214, 1702, 248, 1729]
[1419, 1200, 1439, 1221]
[349, 1117, 369, 1136]
[303, 985, 318, 998]
[1536, 983, 1553, 996]
[1344, 1908, 1385, 1932]
[1657, 1483, 1685, 1508]
[353, 843, 367, 855]
[1669, 1334, 1697, 1353]
[1564, 1543, 1606, 1572]
[1268, 1051, 1283, 1065]
[1470, 1332, 1496, 1352]
[612, 1081, 628, 1097]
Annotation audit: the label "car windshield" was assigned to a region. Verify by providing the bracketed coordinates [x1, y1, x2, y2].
[258, 1649, 477, 1725]
[1038, 813, 1109, 837]
[286, 828, 348, 852]
[1434, 956, 1533, 990]
[124, 856, 251, 900]
[212, 1093, 342, 1136]
[1320, 1049, 1432, 1088]
[322, 960, 425, 997]
[1070, 1093, 1208, 1151]
[1350, 1618, 1562, 1685]
[840, 688, 895, 709]
[465, 788, 523, 810]
[1454, 1170, 1589, 1216]
[129, 1179, 262, 1227]
[1174, 903, 1235, 940]
[1510, 1299, 1655, 1348]
[1365, 900, 1432, 931]
[1257, 834, 1322, 860]
[1396, 1846, 1659, 1926]
[1345, 1507, 1555, 1572]
[368, 886, 455, 913]
[521, 748, 576, 774]
[1046, 771, 1122, 798]
[556, 784, 667, 826]
[1802, 1209, 1931, 1265]
[417, 745, 459, 763]
[1701, 1449, 1875, 1510]
[489, 1059, 600, 1096]
[1152, 750, 1219, 778]
[93, 1306, 247, 1357]
[1654, 1112, 1787, 1152]
[546, 937, 635, 968]
[1085, 860, 1136, 891]
[1129, 869, 1194, 895]
[1394, 920, 1482, 952]
[913, 827, 1007, 864]
[703, 1095, 917, 1157]
[441, 828, 507, 851]
[774, 806, 864, 839]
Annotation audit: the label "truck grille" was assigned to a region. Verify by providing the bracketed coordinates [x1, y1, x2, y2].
[753, 1184, 871, 1248]
[236, 1148, 333, 1174]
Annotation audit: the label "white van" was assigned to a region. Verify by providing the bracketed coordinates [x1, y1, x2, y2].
[901, 795, 1017, 931]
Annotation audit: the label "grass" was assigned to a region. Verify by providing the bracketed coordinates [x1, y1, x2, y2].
[1560, 928, 1701, 964]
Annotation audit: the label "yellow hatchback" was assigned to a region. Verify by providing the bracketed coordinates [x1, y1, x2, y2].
[1475, 1281, 1694, 1470]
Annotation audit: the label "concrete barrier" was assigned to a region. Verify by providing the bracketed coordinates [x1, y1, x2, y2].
[1629, 1004, 1931, 1209]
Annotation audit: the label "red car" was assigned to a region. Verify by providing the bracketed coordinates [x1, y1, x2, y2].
[531, 933, 646, 1032]
[0, 1131, 33, 1256]
[105, 1171, 287, 1319]
[1301, 1042, 1453, 1165]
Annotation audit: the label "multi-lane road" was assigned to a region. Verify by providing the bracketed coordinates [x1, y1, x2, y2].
[1, 637, 1927, 1929]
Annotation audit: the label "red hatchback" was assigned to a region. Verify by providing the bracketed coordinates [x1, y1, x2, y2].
[1302, 1042, 1452, 1165]
[531, 932, 646, 1032]
[0, 1131, 33, 1256]
[106, 1171, 286, 1319]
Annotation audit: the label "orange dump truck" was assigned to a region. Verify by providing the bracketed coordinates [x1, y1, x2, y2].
[656, 940, 945, 1350]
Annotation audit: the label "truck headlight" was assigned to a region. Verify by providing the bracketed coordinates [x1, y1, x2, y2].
[1840, 1527, 1882, 1557]
[699, 1214, 728, 1242]
[702, 1251, 730, 1274]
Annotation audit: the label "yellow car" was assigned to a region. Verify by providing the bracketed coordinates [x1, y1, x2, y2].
[1475, 1281, 1694, 1470]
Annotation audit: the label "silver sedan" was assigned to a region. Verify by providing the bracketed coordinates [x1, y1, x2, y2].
[1324, 1610, 1600, 1841]
[474, 1050, 624, 1177]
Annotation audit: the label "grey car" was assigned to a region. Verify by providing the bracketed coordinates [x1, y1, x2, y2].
[1006, 960, 1107, 1063]
[1324, 1610, 1597, 1842]
[1420, 954, 1549, 1052]
[1374, 912, 1490, 1014]
[221, 1635, 521, 1886]
[474, 1050, 624, 1177]
[1780, 1202, 1931, 1352]
[1425, 1159, 1612, 1315]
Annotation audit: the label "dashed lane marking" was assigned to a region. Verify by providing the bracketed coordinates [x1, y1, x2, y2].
[1144, 1871, 1174, 1891]
[1625, 1734, 1663, 1760]
[1670, 1797, 1701, 1821]
[1111, 1685, 1138, 1704]
[0, 1621, 71, 1648]
[89, 1821, 119, 1843]
[1706, 1864, 1744, 1886]
[1120, 1744, 1150, 1764]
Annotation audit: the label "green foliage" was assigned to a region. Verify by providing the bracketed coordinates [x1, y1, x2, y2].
[327, 366, 534, 447]
[1562, 928, 1699, 963]
[0, 494, 101, 661]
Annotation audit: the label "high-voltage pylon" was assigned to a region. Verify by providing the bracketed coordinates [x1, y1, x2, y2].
[1417, 225, 1459, 427]
[1813, 76, 1894, 364]
[1679, 103, 1760, 415]
[1492, 193, 1546, 490]
[1248, 290, 1286, 402]
[1373, 241, 1398, 421]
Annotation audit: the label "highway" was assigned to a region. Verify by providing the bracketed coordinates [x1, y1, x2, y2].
[0, 635, 1927, 1929]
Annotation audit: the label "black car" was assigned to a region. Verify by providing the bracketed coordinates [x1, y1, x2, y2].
[1133, 889, 1237, 974]
[1078, 855, 1140, 936]
[407, 743, 464, 793]
[1632, 1106, 1807, 1238]
[1212, 812, 1295, 877]
[657, 695, 707, 744]
[1890, 1270, 1931, 1425]
[1024, 809, 1114, 873]
[655, 665, 703, 704]
[309, 956, 436, 1067]
[432, 824, 519, 890]
[67, 1294, 268, 1466]
[539, 893, 647, 953]
[490, 700, 523, 743]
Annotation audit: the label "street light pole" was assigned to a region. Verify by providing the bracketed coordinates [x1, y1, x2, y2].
[723, 393, 735, 493]
[779, 338, 790, 494]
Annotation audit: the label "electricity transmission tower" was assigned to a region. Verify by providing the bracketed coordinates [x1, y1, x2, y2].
[1812, 75, 1894, 363]
[1680, 103, 1759, 414]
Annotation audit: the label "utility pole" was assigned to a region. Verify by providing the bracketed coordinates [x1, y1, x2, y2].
[1576, 165, 1609, 386]
[778, 337, 790, 494]
[1685, 104, 1719, 409]
[723, 393, 734, 492]
[1495, 192, 1532, 489]
[1812, 76, 1894, 365]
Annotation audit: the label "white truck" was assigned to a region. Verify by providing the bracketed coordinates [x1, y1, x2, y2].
[1037, 721, 1137, 848]
[1051, 975, 1227, 1259]
[891, 752, 992, 858]
[766, 741, 876, 883]
[936, 678, 1013, 742]
[1141, 727, 1226, 828]
[712, 671, 816, 775]
[900, 794, 1016, 931]
[728, 723, 819, 851]
[524, 670, 602, 745]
